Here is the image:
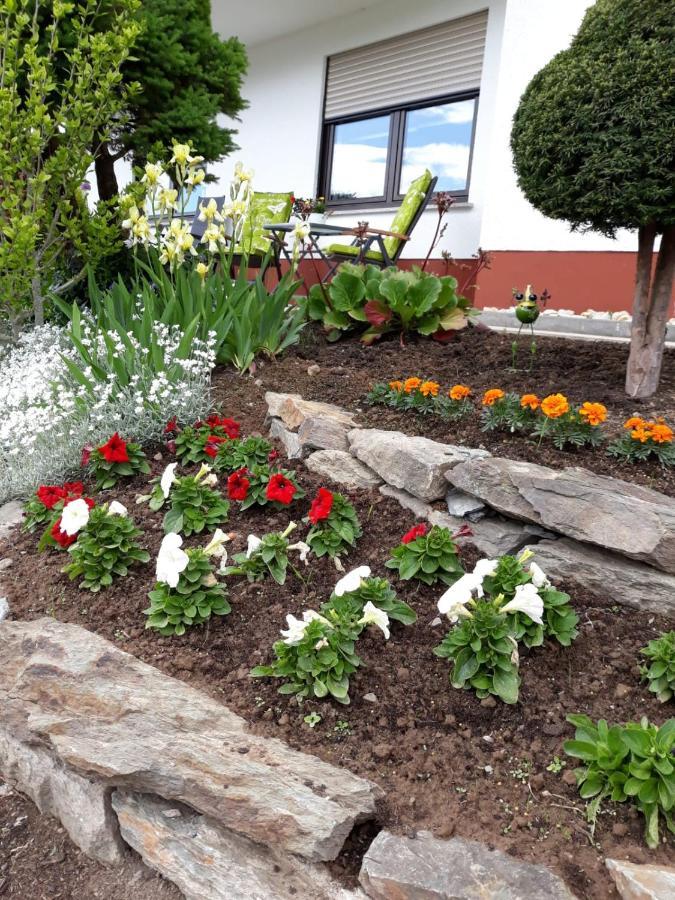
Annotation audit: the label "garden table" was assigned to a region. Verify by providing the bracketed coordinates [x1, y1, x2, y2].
[262, 221, 358, 283]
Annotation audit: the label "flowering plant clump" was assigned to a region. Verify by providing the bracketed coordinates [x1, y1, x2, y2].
[532, 394, 607, 449]
[366, 378, 473, 422]
[608, 416, 675, 467]
[386, 524, 465, 586]
[38, 496, 96, 551]
[149, 463, 230, 536]
[640, 631, 675, 703]
[87, 433, 150, 490]
[305, 488, 362, 559]
[62, 502, 149, 592]
[144, 532, 231, 636]
[237, 464, 305, 511]
[213, 436, 273, 474]
[23, 481, 86, 532]
[563, 715, 675, 848]
[223, 523, 310, 586]
[327, 566, 417, 625]
[173, 416, 241, 464]
[481, 389, 539, 433]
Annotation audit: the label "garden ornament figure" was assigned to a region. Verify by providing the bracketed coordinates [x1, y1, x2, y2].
[511, 283, 550, 370]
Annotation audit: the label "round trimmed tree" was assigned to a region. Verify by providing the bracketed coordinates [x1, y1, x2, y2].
[511, 0, 675, 398]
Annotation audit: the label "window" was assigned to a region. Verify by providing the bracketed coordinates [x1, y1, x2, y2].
[319, 11, 487, 207]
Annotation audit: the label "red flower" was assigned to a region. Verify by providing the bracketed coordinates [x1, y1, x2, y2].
[204, 435, 227, 458]
[164, 417, 178, 434]
[205, 416, 241, 439]
[50, 517, 77, 548]
[227, 468, 250, 501]
[266, 473, 296, 505]
[166, 440, 177, 454]
[401, 523, 427, 544]
[98, 433, 129, 464]
[268, 449, 280, 465]
[452, 524, 474, 540]
[63, 481, 85, 498]
[37, 485, 66, 509]
[81, 445, 92, 467]
[308, 487, 334, 524]
[193, 419, 204, 429]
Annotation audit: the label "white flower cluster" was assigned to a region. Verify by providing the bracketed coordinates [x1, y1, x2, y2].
[0, 321, 214, 503]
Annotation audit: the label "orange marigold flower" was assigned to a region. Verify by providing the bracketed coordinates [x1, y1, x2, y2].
[579, 402, 608, 426]
[482, 388, 505, 406]
[541, 393, 570, 419]
[651, 423, 673, 444]
[630, 425, 652, 443]
[449, 384, 471, 401]
[403, 377, 422, 393]
[389, 380, 403, 392]
[419, 380, 440, 397]
[624, 416, 645, 430]
[520, 393, 540, 410]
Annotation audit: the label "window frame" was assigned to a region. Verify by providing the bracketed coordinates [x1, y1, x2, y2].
[318, 89, 479, 210]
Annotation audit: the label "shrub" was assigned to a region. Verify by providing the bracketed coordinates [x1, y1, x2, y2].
[63, 502, 149, 592]
[145, 532, 230, 635]
[386, 523, 465, 587]
[150, 463, 230, 535]
[87, 433, 150, 490]
[305, 488, 361, 559]
[640, 632, 675, 703]
[564, 714, 675, 847]
[305, 263, 475, 343]
[608, 417, 675, 467]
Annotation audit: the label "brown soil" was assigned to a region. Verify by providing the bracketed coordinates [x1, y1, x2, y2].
[3, 364, 674, 900]
[211, 324, 675, 496]
[0, 779, 180, 900]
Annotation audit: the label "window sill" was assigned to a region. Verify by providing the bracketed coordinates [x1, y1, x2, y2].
[324, 202, 474, 216]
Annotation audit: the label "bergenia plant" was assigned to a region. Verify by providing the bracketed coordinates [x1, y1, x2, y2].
[386, 523, 465, 586]
[23, 481, 86, 532]
[144, 531, 231, 635]
[173, 415, 241, 464]
[222, 523, 310, 586]
[62, 502, 149, 592]
[38, 495, 95, 551]
[327, 566, 416, 625]
[149, 463, 230, 535]
[237, 464, 305, 510]
[305, 488, 362, 558]
[87, 433, 150, 490]
[640, 631, 675, 703]
[433, 556, 545, 704]
[532, 394, 607, 449]
[608, 416, 675, 467]
[213, 436, 273, 474]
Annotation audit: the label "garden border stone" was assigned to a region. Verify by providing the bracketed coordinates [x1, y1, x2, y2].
[606, 858, 675, 899]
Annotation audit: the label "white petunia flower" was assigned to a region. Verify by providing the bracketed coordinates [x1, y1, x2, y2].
[529, 561, 551, 590]
[156, 533, 189, 588]
[60, 498, 91, 536]
[501, 583, 544, 625]
[358, 601, 390, 639]
[288, 541, 311, 564]
[160, 463, 178, 499]
[204, 529, 229, 558]
[246, 534, 262, 558]
[334, 565, 371, 597]
[437, 573, 482, 621]
[108, 501, 128, 517]
[473, 557, 499, 586]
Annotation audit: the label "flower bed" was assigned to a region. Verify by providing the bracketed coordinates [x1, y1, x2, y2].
[2, 383, 674, 898]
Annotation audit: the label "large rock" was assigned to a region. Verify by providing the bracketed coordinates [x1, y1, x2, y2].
[0, 724, 124, 864]
[269, 418, 303, 459]
[606, 858, 675, 900]
[359, 831, 576, 899]
[448, 458, 675, 573]
[527, 538, 675, 617]
[266, 393, 358, 457]
[0, 618, 381, 862]
[113, 791, 364, 900]
[429, 511, 533, 557]
[265, 392, 357, 431]
[306, 450, 383, 490]
[349, 430, 490, 502]
[0, 500, 23, 540]
[379, 485, 433, 519]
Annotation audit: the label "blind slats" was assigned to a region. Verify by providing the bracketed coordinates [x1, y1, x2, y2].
[324, 11, 488, 120]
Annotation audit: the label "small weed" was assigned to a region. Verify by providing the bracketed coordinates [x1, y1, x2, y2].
[304, 712, 322, 729]
[546, 756, 566, 774]
[334, 720, 351, 737]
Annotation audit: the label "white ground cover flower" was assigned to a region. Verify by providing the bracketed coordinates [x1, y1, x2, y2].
[0, 320, 214, 504]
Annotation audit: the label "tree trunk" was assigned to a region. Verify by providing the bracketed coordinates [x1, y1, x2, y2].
[32, 272, 44, 327]
[94, 140, 119, 202]
[625, 223, 675, 398]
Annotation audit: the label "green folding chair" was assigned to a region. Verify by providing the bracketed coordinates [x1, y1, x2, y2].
[234, 191, 294, 279]
[323, 170, 437, 272]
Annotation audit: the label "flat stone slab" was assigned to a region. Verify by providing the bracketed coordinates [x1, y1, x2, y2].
[0, 723, 125, 865]
[349, 429, 490, 502]
[298, 414, 352, 453]
[306, 450, 383, 490]
[0, 500, 23, 541]
[379, 485, 433, 519]
[269, 418, 303, 459]
[0, 618, 381, 862]
[606, 858, 675, 899]
[429, 511, 533, 557]
[113, 790, 364, 900]
[527, 538, 675, 617]
[447, 458, 675, 573]
[445, 488, 486, 519]
[265, 392, 357, 431]
[359, 831, 576, 899]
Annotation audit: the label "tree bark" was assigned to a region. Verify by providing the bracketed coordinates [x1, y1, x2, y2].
[625, 222, 675, 398]
[31, 272, 44, 327]
[94, 140, 120, 202]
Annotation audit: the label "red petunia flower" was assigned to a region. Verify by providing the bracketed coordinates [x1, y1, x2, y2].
[227, 468, 250, 501]
[266, 473, 296, 505]
[51, 517, 77, 548]
[164, 417, 178, 434]
[37, 485, 66, 510]
[98, 433, 129, 464]
[204, 435, 228, 458]
[63, 482, 85, 497]
[401, 523, 427, 544]
[193, 419, 204, 429]
[220, 417, 241, 439]
[308, 487, 334, 524]
[268, 449, 280, 465]
[81, 445, 92, 467]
